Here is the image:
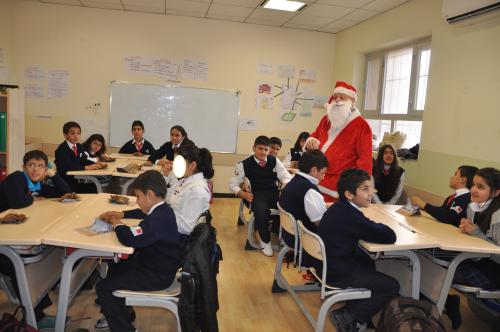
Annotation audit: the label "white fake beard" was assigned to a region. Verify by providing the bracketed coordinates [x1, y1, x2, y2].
[327, 101, 353, 131]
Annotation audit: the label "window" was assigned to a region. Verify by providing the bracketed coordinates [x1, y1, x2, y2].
[362, 38, 431, 152]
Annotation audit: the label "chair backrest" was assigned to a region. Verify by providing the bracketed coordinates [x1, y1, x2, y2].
[277, 203, 296, 236]
[241, 177, 252, 193]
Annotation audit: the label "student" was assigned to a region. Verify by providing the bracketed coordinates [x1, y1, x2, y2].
[279, 150, 329, 233]
[411, 165, 478, 227]
[96, 170, 182, 332]
[82, 133, 114, 164]
[54, 121, 105, 193]
[0, 149, 72, 329]
[229, 135, 292, 256]
[118, 120, 155, 155]
[283, 131, 309, 168]
[372, 144, 405, 205]
[269, 136, 282, 157]
[147, 125, 193, 166]
[318, 169, 399, 332]
[446, 167, 500, 330]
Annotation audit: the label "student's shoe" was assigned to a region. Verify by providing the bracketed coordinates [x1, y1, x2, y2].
[37, 315, 71, 329]
[260, 241, 273, 257]
[95, 316, 110, 331]
[329, 308, 355, 332]
[445, 294, 462, 330]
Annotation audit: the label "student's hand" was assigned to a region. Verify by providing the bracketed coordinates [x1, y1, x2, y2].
[100, 211, 125, 220]
[143, 161, 152, 166]
[161, 160, 173, 176]
[239, 191, 253, 203]
[459, 218, 477, 234]
[102, 216, 124, 229]
[133, 152, 143, 156]
[305, 139, 319, 151]
[46, 167, 56, 177]
[410, 196, 426, 209]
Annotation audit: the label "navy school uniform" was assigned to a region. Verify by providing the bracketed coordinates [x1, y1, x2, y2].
[424, 190, 471, 227]
[54, 141, 97, 193]
[0, 170, 71, 213]
[289, 147, 302, 162]
[317, 200, 399, 324]
[118, 139, 155, 155]
[147, 138, 194, 163]
[96, 202, 182, 332]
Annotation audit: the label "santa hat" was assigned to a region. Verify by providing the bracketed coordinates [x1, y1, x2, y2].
[327, 81, 357, 104]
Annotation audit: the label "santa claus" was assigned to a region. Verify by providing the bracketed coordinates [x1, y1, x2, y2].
[305, 81, 373, 202]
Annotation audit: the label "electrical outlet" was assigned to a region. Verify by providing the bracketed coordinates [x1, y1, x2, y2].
[86, 102, 102, 112]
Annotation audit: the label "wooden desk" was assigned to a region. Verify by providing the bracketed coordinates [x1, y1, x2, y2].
[108, 153, 150, 161]
[371, 204, 500, 313]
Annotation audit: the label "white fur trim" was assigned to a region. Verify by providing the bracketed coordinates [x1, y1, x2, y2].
[303, 136, 320, 152]
[321, 108, 361, 152]
[333, 86, 356, 100]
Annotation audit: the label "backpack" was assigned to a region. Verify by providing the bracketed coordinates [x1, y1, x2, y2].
[178, 222, 222, 332]
[376, 297, 446, 332]
[0, 306, 38, 332]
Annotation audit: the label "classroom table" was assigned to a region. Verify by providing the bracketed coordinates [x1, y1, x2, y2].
[0, 196, 93, 328]
[108, 153, 150, 161]
[68, 159, 160, 194]
[42, 193, 139, 332]
[371, 204, 500, 313]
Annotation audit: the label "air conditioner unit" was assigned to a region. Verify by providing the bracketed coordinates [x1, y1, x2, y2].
[442, 0, 500, 24]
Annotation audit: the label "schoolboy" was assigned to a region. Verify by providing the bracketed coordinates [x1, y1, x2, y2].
[0, 149, 72, 329]
[411, 165, 478, 227]
[0, 150, 72, 212]
[318, 169, 399, 332]
[95, 170, 181, 332]
[54, 121, 105, 193]
[118, 120, 156, 155]
[268, 136, 282, 157]
[229, 135, 291, 256]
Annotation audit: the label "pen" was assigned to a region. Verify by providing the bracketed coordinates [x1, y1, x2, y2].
[398, 222, 416, 234]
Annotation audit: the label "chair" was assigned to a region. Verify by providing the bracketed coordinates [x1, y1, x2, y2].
[113, 274, 181, 332]
[452, 284, 500, 324]
[280, 220, 371, 332]
[236, 177, 252, 226]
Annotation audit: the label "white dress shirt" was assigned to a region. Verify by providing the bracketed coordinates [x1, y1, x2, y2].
[296, 171, 327, 223]
[229, 155, 292, 194]
[166, 172, 210, 235]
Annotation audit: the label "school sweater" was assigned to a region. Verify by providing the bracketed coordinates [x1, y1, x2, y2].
[118, 139, 156, 155]
[318, 200, 396, 283]
[373, 166, 405, 203]
[54, 141, 86, 186]
[148, 139, 194, 163]
[117, 203, 182, 274]
[0, 171, 71, 212]
[424, 189, 471, 227]
[242, 155, 278, 192]
[279, 173, 321, 232]
[290, 147, 302, 162]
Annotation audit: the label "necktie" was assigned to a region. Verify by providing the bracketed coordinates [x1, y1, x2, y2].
[135, 142, 143, 152]
[446, 193, 457, 205]
[72, 144, 78, 156]
[258, 160, 266, 168]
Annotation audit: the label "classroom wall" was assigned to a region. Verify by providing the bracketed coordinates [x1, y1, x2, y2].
[0, 0, 337, 193]
[332, 0, 500, 197]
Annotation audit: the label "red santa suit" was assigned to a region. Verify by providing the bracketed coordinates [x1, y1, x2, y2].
[310, 108, 373, 202]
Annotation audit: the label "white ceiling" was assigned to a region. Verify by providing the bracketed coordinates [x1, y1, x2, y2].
[32, 0, 410, 33]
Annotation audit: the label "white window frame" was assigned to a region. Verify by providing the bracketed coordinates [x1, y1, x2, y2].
[361, 38, 431, 135]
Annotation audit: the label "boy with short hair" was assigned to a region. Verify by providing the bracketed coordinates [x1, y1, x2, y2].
[96, 170, 181, 332]
[54, 121, 105, 193]
[411, 165, 478, 227]
[318, 169, 399, 332]
[230, 135, 291, 256]
[0, 149, 72, 212]
[269, 136, 282, 157]
[0, 149, 72, 329]
[118, 120, 156, 155]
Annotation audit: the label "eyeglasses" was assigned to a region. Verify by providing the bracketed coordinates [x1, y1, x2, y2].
[26, 163, 46, 170]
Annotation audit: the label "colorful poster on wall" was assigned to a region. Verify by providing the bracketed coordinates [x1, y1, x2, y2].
[299, 69, 316, 82]
[278, 64, 295, 78]
[256, 81, 273, 95]
[256, 95, 274, 110]
[257, 62, 273, 75]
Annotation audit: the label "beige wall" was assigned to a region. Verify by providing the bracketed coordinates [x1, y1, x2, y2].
[1, 0, 337, 192]
[333, 0, 500, 197]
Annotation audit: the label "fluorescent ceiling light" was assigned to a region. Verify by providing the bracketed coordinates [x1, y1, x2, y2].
[262, 0, 306, 12]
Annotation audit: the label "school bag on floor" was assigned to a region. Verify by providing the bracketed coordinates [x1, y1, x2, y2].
[376, 297, 446, 332]
[0, 306, 38, 332]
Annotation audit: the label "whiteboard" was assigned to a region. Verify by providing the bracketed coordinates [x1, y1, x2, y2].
[109, 82, 239, 153]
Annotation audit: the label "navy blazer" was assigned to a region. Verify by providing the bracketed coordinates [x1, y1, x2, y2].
[119, 139, 156, 155]
[148, 139, 194, 163]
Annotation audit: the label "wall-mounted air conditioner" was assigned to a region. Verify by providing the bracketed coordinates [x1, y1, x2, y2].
[442, 0, 500, 24]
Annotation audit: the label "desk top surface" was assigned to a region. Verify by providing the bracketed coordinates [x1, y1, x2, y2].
[68, 159, 160, 178]
[108, 153, 150, 161]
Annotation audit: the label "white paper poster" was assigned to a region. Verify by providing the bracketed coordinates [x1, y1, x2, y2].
[195, 61, 209, 81]
[25, 83, 44, 98]
[313, 96, 328, 108]
[48, 69, 69, 98]
[239, 117, 258, 131]
[278, 64, 295, 78]
[124, 56, 153, 74]
[256, 95, 274, 110]
[182, 60, 209, 80]
[181, 60, 196, 80]
[257, 63, 273, 75]
[281, 88, 296, 111]
[24, 67, 45, 80]
[299, 69, 316, 82]
[152, 58, 180, 81]
[256, 82, 272, 95]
